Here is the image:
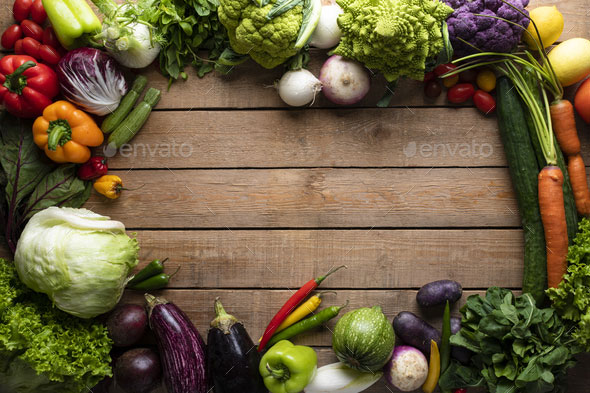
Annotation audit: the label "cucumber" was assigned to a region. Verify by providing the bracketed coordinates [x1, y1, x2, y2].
[496, 76, 547, 305]
[108, 88, 161, 149]
[102, 75, 148, 134]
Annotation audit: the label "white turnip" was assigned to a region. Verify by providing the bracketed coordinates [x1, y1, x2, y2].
[277, 69, 323, 107]
[319, 55, 370, 105]
[310, 4, 343, 49]
[384, 346, 429, 392]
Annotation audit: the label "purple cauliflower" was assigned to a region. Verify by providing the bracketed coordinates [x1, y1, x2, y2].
[444, 0, 530, 56]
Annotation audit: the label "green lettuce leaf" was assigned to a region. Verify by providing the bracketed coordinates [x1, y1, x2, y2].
[547, 218, 590, 350]
[0, 258, 112, 393]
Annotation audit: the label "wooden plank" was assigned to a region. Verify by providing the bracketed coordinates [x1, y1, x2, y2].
[132, 229, 524, 289]
[104, 108, 507, 168]
[85, 168, 520, 228]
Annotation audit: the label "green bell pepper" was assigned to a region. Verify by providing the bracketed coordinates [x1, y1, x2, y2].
[42, 0, 102, 49]
[259, 340, 317, 393]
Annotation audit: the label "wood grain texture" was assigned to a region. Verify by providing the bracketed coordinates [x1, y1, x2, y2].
[131, 229, 524, 289]
[104, 108, 507, 168]
[85, 168, 520, 228]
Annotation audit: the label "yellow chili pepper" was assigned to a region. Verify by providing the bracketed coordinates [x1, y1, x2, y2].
[32, 101, 104, 164]
[258, 292, 335, 342]
[422, 340, 441, 393]
[93, 175, 124, 199]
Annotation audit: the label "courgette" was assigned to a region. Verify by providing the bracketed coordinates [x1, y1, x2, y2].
[102, 75, 148, 134]
[108, 87, 161, 149]
[496, 76, 547, 305]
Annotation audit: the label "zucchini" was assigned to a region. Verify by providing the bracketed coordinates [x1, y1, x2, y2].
[496, 76, 547, 305]
[102, 75, 148, 134]
[108, 87, 161, 149]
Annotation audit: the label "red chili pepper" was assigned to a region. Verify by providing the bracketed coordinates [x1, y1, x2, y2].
[0, 55, 59, 118]
[78, 156, 109, 180]
[258, 265, 347, 352]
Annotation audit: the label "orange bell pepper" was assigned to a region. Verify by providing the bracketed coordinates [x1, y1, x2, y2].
[33, 100, 104, 163]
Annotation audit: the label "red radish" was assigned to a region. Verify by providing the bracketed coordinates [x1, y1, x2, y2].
[320, 55, 370, 105]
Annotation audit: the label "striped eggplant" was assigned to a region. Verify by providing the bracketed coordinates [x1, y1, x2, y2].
[145, 294, 207, 393]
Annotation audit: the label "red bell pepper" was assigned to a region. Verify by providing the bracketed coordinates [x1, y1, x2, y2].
[77, 156, 108, 180]
[0, 55, 59, 118]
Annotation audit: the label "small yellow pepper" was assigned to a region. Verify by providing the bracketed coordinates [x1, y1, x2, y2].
[276, 292, 334, 334]
[422, 340, 441, 393]
[33, 100, 104, 164]
[476, 69, 496, 92]
[94, 175, 124, 199]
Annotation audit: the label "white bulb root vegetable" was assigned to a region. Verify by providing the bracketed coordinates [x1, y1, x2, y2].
[310, 4, 343, 49]
[319, 55, 370, 105]
[277, 69, 323, 107]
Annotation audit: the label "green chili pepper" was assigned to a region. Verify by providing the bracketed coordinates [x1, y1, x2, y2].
[439, 300, 451, 393]
[127, 258, 168, 287]
[128, 264, 180, 291]
[266, 301, 349, 348]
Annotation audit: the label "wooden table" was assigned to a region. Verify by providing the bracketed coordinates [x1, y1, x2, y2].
[1, 0, 590, 391]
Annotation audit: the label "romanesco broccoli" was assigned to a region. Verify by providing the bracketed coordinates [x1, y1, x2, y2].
[333, 0, 453, 82]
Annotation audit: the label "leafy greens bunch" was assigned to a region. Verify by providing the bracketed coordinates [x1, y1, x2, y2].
[0, 112, 91, 254]
[439, 287, 580, 393]
[0, 258, 112, 393]
[548, 218, 590, 351]
[148, 0, 229, 81]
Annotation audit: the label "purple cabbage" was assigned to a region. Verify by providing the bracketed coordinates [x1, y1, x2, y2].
[444, 0, 530, 57]
[56, 48, 127, 116]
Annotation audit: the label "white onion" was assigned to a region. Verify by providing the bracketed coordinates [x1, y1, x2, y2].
[319, 55, 370, 105]
[277, 69, 323, 106]
[310, 4, 343, 49]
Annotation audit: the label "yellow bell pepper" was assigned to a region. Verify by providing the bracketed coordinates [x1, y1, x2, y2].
[94, 175, 124, 199]
[422, 340, 441, 393]
[33, 100, 104, 164]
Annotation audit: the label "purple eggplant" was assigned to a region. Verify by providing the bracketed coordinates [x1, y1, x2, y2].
[145, 294, 207, 393]
[207, 298, 268, 393]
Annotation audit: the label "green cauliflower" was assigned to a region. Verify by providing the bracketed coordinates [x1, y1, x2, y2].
[218, 0, 303, 69]
[333, 0, 453, 81]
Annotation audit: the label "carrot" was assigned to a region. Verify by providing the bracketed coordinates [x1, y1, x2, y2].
[551, 99, 580, 156]
[538, 166, 569, 288]
[567, 153, 590, 216]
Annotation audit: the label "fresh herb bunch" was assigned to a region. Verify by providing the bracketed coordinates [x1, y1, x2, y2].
[0, 112, 91, 254]
[439, 287, 580, 393]
[148, 0, 229, 82]
[548, 218, 590, 351]
[0, 258, 113, 392]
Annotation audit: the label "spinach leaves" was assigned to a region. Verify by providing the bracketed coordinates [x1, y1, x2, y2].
[439, 287, 580, 393]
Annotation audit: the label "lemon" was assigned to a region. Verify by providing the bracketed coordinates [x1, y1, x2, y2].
[547, 38, 590, 86]
[523, 6, 564, 49]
